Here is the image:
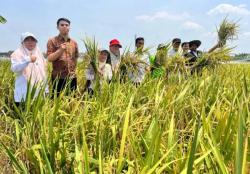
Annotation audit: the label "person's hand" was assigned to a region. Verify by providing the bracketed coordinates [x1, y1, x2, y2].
[30, 55, 37, 63]
[97, 69, 104, 77]
[60, 43, 67, 51]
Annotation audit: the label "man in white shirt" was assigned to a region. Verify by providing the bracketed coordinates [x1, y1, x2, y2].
[128, 37, 150, 85]
[168, 38, 181, 57]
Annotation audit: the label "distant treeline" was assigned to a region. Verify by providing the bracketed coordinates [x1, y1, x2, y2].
[232, 53, 250, 60]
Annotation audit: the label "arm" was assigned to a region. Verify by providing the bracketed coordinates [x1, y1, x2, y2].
[47, 39, 65, 62]
[11, 55, 31, 73]
[208, 43, 220, 53]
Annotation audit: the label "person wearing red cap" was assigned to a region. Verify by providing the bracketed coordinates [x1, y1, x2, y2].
[109, 39, 122, 74]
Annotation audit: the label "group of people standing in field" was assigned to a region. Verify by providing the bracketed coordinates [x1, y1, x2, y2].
[10, 18, 221, 107]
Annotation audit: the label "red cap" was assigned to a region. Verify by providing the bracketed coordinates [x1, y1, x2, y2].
[109, 39, 122, 48]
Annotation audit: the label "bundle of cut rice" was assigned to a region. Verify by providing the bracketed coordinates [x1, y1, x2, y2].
[217, 18, 239, 47]
[83, 37, 99, 73]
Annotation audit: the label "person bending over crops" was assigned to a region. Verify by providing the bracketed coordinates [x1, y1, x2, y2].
[108, 39, 122, 74]
[11, 32, 48, 108]
[47, 18, 79, 97]
[126, 37, 150, 85]
[84, 49, 112, 95]
[168, 38, 181, 57]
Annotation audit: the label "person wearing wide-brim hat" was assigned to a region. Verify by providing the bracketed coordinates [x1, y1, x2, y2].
[185, 39, 221, 65]
[184, 40, 203, 65]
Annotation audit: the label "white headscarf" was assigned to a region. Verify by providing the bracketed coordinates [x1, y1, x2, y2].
[11, 32, 47, 85]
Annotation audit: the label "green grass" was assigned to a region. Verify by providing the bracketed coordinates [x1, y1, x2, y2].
[0, 59, 249, 173]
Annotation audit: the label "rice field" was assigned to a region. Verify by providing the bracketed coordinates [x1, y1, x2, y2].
[0, 59, 249, 173]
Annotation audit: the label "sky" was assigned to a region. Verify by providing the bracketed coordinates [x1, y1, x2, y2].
[1, 0, 250, 54]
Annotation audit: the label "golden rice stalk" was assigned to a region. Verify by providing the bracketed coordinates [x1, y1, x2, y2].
[217, 18, 239, 47]
[120, 48, 150, 72]
[83, 37, 99, 73]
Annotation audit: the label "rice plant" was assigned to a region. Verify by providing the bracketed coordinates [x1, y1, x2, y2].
[0, 55, 249, 173]
[217, 17, 239, 47]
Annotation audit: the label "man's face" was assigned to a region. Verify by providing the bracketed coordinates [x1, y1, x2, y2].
[57, 21, 70, 35]
[173, 42, 181, 50]
[110, 45, 120, 55]
[136, 40, 144, 50]
[23, 37, 37, 51]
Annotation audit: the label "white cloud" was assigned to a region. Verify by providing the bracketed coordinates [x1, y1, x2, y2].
[136, 11, 190, 22]
[207, 4, 250, 16]
[182, 21, 203, 30]
[203, 31, 217, 38]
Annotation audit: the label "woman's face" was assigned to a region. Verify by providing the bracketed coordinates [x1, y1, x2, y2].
[23, 37, 37, 51]
[99, 52, 108, 62]
[182, 43, 189, 51]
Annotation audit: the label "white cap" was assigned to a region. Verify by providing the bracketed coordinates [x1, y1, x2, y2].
[21, 32, 38, 43]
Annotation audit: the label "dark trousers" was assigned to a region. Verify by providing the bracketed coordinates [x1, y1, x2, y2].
[52, 77, 77, 97]
[84, 80, 94, 96]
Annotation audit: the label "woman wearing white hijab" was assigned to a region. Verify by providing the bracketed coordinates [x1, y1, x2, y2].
[11, 32, 48, 107]
[84, 49, 112, 95]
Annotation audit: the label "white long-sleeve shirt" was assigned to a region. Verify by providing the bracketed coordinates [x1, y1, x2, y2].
[128, 52, 150, 83]
[168, 48, 180, 57]
[110, 52, 121, 73]
[85, 63, 112, 89]
[11, 56, 31, 102]
[11, 54, 48, 102]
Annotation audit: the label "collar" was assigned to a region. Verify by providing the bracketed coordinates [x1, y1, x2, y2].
[57, 34, 71, 42]
[110, 51, 120, 58]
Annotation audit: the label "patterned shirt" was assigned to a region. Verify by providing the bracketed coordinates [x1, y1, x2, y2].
[47, 35, 79, 78]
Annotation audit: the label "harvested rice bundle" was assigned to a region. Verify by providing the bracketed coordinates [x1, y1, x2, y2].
[217, 18, 239, 47]
[83, 37, 99, 73]
[193, 47, 232, 70]
[120, 48, 150, 72]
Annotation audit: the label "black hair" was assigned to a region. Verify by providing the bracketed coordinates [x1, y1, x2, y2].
[172, 38, 181, 44]
[181, 42, 189, 47]
[100, 50, 111, 65]
[57, 18, 71, 26]
[135, 37, 144, 45]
